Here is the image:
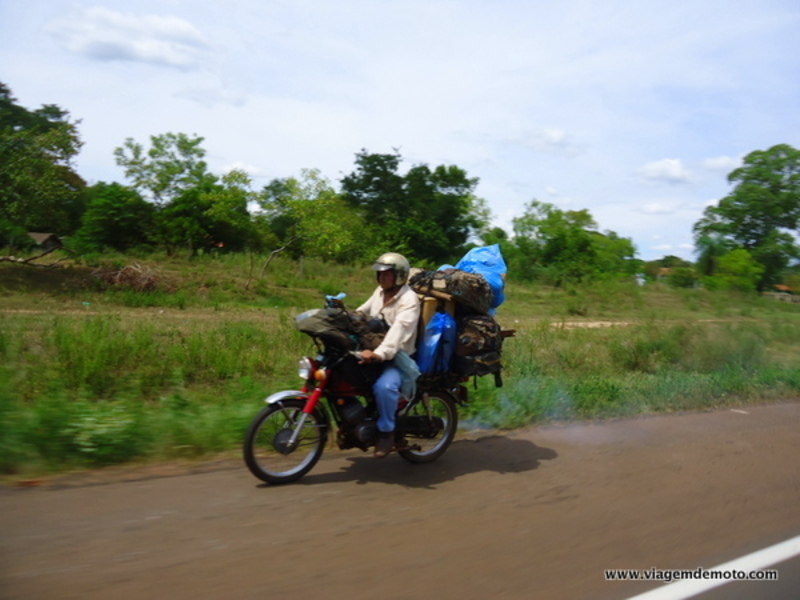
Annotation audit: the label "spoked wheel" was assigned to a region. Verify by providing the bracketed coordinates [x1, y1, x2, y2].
[397, 390, 458, 464]
[243, 399, 328, 484]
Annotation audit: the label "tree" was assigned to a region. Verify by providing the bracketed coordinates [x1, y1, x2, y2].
[510, 200, 636, 284]
[0, 82, 86, 238]
[154, 171, 256, 257]
[258, 169, 374, 263]
[201, 169, 259, 253]
[481, 226, 509, 246]
[658, 255, 694, 268]
[693, 144, 800, 291]
[113, 133, 213, 207]
[156, 185, 214, 256]
[114, 133, 251, 256]
[72, 182, 155, 252]
[339, 151, 405, 223]
[694, 232, 735, 277]
[666, 267, 698, 288]
[643, 255, 693, 280]
[340, 150, 485, 264]
[401, 163, 487, 262]
[703, 248, 765, 292]
[591, 231, 638, 276]
[258, 176, 302, 256]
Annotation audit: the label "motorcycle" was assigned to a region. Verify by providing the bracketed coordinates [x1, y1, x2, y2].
[243, 304, 467, 485]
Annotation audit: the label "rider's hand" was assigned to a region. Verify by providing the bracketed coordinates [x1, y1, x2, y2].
[359, 349, 382, 364]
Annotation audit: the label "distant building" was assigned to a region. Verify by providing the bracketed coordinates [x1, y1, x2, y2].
[27, 232, 63, 252]
[765, 284, 799, 303]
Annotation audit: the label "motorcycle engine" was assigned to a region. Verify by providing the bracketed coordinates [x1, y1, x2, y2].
[334, 398, 381, 449]
[335, 397, 365, 424]
[354, 420, 378, 445]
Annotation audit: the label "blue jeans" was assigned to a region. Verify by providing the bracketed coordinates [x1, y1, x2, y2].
[373, 365, 402, 433]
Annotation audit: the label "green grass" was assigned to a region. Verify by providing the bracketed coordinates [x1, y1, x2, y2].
[1, 252, 799, 477]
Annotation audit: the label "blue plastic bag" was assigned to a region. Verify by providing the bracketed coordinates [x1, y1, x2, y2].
[455, 244, 507, 312]
[416, 311, 457, 374]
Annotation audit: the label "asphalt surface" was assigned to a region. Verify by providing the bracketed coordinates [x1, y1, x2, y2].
[2, 401, 799, 600]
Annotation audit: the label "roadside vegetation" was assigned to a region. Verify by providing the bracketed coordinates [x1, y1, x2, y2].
[1, 253, 799, 478]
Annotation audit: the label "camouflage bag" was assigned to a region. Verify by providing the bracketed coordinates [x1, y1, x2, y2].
[409, 268, 493, 315]
[348, 311, 387, 350]
[452, 314, 504, 387]
[296, 308, 358, 349]
[295, 308, 386, 350]
[454, 314, 503, 357]
[452, 351, 502, 377]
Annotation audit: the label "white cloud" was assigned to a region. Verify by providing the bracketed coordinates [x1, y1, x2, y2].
[638, 159, 692, 184]
[702, 155, 742, 173]
[517, 128, 584, 156]
[46, 6, 212, 69]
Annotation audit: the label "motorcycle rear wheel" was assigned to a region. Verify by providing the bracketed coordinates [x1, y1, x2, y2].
[243, 399, 328, 484]
[397, 390, 458, 464]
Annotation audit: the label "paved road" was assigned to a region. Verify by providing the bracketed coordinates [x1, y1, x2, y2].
[2, 402, 799, 600]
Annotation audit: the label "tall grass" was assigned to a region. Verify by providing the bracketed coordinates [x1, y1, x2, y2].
[1, 254, 799, 476]
[9, 314, 304, 398]
[462, 316, 800, 428]
[0, 309, 313, 474]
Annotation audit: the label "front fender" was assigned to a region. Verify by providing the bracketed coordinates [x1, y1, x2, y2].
[265, 390, 308, 405]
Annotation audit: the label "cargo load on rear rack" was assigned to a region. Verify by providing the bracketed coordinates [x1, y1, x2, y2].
[416, 308, 510, 386]
[409, 268, 493, 315]
[453, 314, 503, 357]
[451, 314, 506, 384]
[410, 246, 513, 387]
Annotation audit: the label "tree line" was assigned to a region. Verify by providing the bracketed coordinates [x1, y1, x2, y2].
[2, 81, 799, 291]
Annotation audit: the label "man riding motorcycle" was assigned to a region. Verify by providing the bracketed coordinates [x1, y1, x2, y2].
[356, 253, 421, 458]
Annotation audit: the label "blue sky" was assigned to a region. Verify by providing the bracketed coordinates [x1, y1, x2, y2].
[2, 0, 799, 261]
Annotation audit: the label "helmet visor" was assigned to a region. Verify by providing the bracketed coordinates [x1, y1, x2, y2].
[371, 262, 395, 272]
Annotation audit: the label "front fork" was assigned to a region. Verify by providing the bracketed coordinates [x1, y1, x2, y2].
[285, 412, 310, 449]
[287, 387, 324, 448]
[265, 370, 328, 451]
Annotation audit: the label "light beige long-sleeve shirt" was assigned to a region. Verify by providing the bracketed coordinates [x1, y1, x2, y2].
[356, 284, 420, 361]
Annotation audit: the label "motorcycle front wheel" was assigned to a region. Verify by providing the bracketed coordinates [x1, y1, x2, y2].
[243, 399, 328, 484]
[397, 390, 458, 464]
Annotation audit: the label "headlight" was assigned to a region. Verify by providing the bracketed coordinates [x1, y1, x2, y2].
[298, 357, 314, 380]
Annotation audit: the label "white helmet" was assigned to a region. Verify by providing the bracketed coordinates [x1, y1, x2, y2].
[371, 252, 410, 285]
